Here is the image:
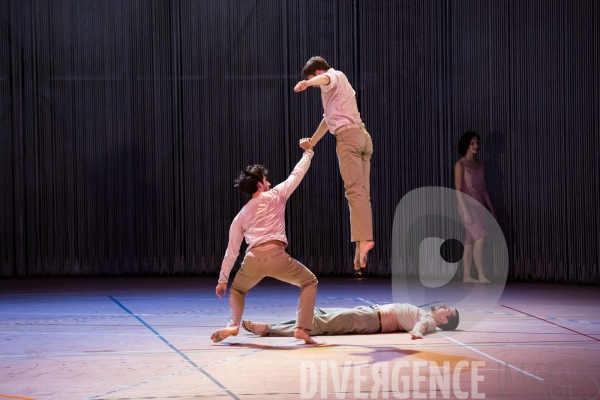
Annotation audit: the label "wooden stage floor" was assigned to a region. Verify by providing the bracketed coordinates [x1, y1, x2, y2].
[1, 276, 599, 399]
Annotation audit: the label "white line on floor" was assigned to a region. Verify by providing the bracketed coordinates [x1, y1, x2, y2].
[354, 297, 546, 381]
[356, 297, 375, 305]
[439, 333, 544, 381]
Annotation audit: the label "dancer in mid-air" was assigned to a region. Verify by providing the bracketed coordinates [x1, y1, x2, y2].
[211, 138, 318, 344]
[294, 56, 374, 274]
[242, 303, 459, 340]
[454, 131, 498, 284]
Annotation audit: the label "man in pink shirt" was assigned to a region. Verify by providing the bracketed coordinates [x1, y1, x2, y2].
[294, 56, 374, 274]
[242, 304, 459, 339]
[211, 139, 318, 344]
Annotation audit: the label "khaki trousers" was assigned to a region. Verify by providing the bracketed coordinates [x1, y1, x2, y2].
[335, 126, 374, 242]
[229, 246, 318, 331]
[266, 306, 381, 336]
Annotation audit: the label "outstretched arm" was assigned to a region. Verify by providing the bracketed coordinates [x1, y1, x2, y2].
[308, 118, 329, 147]
[294, 74, 331, 92]
[271, 143, 314, 199]
[408, 321, 427, 339]
[408, 316, 437, 339]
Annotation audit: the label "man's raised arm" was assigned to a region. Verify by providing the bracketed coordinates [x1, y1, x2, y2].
[271, 139, 314, 199]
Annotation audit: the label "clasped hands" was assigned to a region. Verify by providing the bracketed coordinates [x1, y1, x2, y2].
[299, 138, 313, 151]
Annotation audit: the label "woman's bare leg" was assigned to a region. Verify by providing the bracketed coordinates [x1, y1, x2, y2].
[462, 243, 478, 283]
[473, 238, 490, 284]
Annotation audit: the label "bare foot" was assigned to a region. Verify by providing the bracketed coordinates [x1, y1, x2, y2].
[359, 240, 375, 268]
[242, 320, 268, 336]
[353, 245, 361, 271]
[463, 276, 479, 284]
[479, 277, 491, 285]
[294, 328, 317, 344]
[211, 325, 239, 343]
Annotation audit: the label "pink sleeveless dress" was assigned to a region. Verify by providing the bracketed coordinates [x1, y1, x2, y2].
[458, 159, 488, 244]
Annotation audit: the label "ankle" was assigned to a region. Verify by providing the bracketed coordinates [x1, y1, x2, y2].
[294, 327, 308, 336]
[359, 240, 375, 252]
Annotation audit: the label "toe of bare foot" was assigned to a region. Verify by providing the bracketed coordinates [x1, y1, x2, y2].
[241, 320, 253, 333]
[463, 277, 479, 284]
[298, 335, 317, 344]
[211, 326, 239, 343]
[211, 330, 226, 343]
[294, 330, 317, 344]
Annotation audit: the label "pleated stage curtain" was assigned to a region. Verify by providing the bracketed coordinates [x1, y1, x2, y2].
[1, 1, 598, 282]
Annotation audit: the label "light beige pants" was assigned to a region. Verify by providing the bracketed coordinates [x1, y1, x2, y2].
[229, 246, 318, 331]
[335, 126, 374, 242]
[266, 306, 380, 336]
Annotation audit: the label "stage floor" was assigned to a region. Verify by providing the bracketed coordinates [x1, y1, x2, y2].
[1, 276, 599, 400]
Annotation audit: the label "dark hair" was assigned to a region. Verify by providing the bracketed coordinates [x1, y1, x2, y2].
[457, 131, 481, 156]
[234, 164, 268, 196]
[438, 309, 460, 331]
[301, 56, 331, 80]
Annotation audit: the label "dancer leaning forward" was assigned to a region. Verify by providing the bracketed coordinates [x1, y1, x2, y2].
[212, 138, 318, 344]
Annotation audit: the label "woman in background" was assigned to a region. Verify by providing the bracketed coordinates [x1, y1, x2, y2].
[454, 132, 498, 284]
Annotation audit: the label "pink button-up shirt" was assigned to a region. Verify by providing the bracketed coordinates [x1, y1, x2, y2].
[218, 150, 314, 284]
[320, 68, 362, 134]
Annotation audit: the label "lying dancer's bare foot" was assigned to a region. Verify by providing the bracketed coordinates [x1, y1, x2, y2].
[211, 325, 239, 343]
[294, 327, 317, 344]
[242, 320, 268, 336]
[359, 240, 375, 268]
[463, 276, 479, 284]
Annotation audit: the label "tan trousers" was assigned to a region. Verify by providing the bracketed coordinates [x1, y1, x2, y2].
[266, 306, 380, 336]
[335, 126, 374, 242]
[229, 246, 318, 331]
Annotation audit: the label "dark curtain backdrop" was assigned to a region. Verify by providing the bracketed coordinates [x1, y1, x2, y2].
[1, 1, 599, 282]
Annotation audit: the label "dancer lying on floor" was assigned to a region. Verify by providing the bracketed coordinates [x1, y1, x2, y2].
[242, 303, 459, 341]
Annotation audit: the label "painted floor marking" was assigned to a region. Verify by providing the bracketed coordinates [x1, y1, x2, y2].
[501, 305, 600, 342]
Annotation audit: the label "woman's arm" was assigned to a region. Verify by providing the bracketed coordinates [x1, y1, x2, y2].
[454, 162, 472, 224]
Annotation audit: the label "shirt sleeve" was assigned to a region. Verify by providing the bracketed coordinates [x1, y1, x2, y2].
[319, 71, 338, 93]
[218, 214, 244, 284]
[270, 150, 314, 199]
[420, 315, 438, 333]
[409, 316, 437, 337]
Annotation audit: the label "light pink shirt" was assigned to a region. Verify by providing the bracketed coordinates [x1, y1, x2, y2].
[218, 150, 314, 284]
[378, 303, 437, 334]
[320, 68, 362, 134]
